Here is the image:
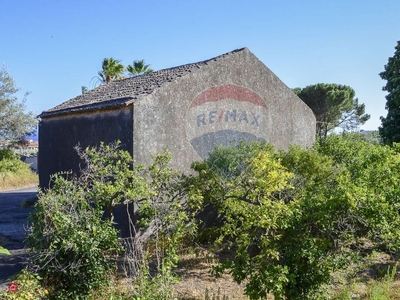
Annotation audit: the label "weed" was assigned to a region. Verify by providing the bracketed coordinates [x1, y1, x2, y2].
[204, 288, 229, 300]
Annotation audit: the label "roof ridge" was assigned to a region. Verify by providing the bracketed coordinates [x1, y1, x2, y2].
[40, 47, 248, 118]
[147, 47, 247, 74]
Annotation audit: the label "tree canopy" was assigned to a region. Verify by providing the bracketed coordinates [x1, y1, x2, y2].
[126, 59, 153, 76]
[379, 40, 400, 145]
[293, 83, 370, 139]
[0, 66, 36, 141]
[84, 58, 154, 92]
[97, 57, 125, 84]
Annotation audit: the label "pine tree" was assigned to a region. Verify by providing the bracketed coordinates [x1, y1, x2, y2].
[294, 83, 370, 139]
[379, 41, 400, 145]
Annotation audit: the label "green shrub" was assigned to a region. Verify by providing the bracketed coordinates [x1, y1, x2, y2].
[0, 148, 16, 161]
[0, 245, 10, 255]
[0, 158, 24, 173]
[122, 150, 195, 300]
[27, 142, 193, 299]
[192, 136, 400, 300]
[27, 175, 122, 299]
[0, 148, 26, 174]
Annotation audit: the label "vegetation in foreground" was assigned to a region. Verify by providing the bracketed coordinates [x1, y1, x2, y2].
[192, 135, 400, 299]
[0, 148, 38, 191]
[1, 134, 400, 299]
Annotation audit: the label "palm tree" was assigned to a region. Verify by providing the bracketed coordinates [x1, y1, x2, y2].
[97, 58, 125, 84]
[126, 59, 153, 77]
[81, 86, 89, 94]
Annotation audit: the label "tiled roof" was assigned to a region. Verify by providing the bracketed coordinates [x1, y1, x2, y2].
[40, 48, 247, 118]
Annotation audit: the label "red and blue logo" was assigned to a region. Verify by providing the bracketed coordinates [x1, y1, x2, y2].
[186, 84, 268, 159]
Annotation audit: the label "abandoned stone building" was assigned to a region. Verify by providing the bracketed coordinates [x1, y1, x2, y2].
[38, 47, 316, 188]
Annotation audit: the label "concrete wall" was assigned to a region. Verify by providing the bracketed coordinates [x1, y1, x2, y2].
[133, 48, 315, 172]
[39, 107, 133, 188]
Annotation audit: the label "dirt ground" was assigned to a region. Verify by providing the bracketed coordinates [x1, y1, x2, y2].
[172, 251, 248, 299]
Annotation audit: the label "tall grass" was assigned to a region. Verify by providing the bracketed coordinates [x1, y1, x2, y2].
[0, 153, 38, 190]
[367, 264, 398, 300]
[332, 264, 399, 300]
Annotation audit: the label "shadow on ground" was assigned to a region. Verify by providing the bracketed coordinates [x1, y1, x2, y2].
[0, 187, 37, 290]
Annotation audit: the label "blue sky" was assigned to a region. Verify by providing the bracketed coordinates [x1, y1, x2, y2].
[1, 0, 399, 131]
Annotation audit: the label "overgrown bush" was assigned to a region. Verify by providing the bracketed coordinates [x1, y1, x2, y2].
[122, 150, 196, 299]
[192, 135, 400, 299]
[0, 148, 16, 161]
[76, 142, 195, 299]
[27, 142, 193, 299]
[316, 134, 400, 250]
[27, 142, 143, 298]
[27, 175, 122, 299]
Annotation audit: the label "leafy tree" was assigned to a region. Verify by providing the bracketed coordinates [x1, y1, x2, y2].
[293, 83, 370, 139]
[379, 40, 400, 145]
[97, 57, 125, 84]
[192, 137, 400, 299]
[193, 144, 347, 299]
[126, 59, 153, 76]
[0, 66, 36, 141]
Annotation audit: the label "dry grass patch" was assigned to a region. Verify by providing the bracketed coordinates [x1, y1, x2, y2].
[172, 246, 400, 300]
[0, 170, 37, 191]
[329, 245, 400, 299]
[172, 249, 249, 300]
[0, 157, 37, 191]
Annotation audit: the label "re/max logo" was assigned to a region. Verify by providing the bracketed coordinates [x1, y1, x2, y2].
[196, 110, 260, 127]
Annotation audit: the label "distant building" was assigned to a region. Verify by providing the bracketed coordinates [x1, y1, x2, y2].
[12, 140, 38, 155]
[38, 48, 316, 188]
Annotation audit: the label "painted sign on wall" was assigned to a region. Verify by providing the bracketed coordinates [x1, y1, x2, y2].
[186, 84, 268, 159]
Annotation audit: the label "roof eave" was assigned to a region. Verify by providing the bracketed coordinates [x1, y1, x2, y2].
[39, 97, 134, 119]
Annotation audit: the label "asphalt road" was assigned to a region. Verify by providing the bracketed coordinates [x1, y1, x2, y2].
[0, 186, 37, 290]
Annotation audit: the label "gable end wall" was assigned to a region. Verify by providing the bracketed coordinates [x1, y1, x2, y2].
[132, 48, 315, 171]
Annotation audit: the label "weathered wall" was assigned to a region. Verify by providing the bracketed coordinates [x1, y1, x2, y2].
[133, 48, 315, 172]
[39, 107, 133, 188]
